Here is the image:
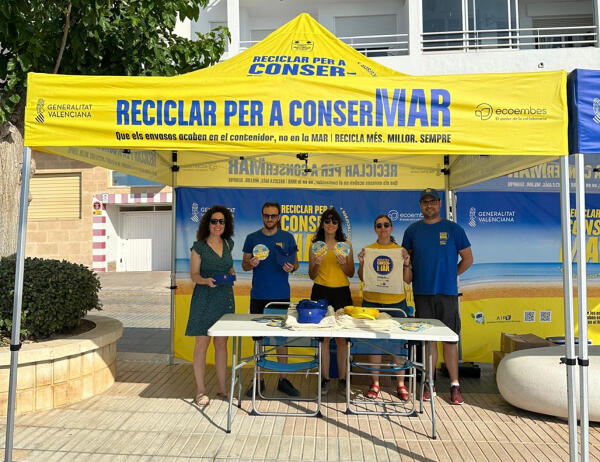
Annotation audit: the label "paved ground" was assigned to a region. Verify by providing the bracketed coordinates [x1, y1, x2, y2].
[97, 271, 171, 360]
[1, 271, 598, 461]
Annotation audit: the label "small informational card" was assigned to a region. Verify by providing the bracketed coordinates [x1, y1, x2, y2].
[334, 241, 350, 257]
[311, 241, 328, 257]
[252, 244, 269, 260]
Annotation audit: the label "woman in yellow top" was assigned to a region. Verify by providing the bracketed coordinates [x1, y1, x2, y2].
[357, 214, 412, 401]
[309, 207, 355, 394]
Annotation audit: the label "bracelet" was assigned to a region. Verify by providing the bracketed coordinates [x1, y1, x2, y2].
[403, 264, 410, 268]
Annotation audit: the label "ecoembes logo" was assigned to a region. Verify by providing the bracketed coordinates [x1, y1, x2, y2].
[474, 103, 492, 120]
[474, 102, 548, 121]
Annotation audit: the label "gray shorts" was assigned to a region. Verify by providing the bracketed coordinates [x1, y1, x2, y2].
[413, 294, 460, 342]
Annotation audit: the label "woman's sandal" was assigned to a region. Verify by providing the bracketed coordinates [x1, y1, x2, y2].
[366, 383, 380, 399]
[193, 393, 210, 406]
[215, 392, 228, 400]
[397, 384, 409, 401]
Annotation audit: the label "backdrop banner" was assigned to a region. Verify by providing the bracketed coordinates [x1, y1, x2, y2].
[457, 191, 600, 362]
[173, 186, 425, 362]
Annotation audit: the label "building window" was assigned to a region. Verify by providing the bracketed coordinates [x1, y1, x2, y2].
[422, 0, 464, 50]
[29, 173, 81, 220]
[250, 29, 276, 42]
[334, 14, 399, 56]
[111, 172, 162, 187]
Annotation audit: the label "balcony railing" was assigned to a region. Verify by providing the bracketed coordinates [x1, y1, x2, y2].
[240, 33, 409, 57]
[422, 25, 598, 52]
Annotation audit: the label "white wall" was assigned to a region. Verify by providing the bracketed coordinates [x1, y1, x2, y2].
[182, 0, 599, 74]
[374, 46, 600, 74]
[190, 0, 228, 39]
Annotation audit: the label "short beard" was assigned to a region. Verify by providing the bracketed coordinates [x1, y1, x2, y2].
[264, 222, 278, 231]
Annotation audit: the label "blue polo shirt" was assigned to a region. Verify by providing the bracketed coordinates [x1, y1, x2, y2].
[402, 219, 470, 296]
[242, 229, 298, 300]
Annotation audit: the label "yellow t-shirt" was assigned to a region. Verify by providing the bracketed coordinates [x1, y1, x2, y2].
[314, 248, 350, 287]
[362, 241, 406, 305]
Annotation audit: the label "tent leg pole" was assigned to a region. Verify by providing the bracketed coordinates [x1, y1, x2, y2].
[560, 155, 578, 462]
[574, 153, 589, 462]
[169, 155, 178, 366]
[4, 146, 32, 462]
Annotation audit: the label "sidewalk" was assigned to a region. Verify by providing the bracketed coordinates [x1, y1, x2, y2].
[97, 271, 171, 361]
[1, 272, 598, 461]
[5, 361, 593, 462]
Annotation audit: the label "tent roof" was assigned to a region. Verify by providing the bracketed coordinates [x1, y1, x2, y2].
[24, 13, 568, 189]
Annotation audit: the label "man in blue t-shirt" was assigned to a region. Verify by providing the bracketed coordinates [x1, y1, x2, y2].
[242, 202, 299, 397]
[402, 188, 473, 406]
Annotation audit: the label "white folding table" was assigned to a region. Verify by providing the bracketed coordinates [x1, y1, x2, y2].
[208, 314, 458, 437]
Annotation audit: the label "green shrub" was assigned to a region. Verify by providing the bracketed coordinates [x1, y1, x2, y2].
[0, 256, 102, 340]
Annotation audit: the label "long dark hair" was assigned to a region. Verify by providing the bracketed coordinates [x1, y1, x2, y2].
[312, 207, 347, 243]
[196, 205, 234, 241]
[374, 214, 396, 243]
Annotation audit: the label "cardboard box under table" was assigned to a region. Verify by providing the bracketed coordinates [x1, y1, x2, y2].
[501, 333, 554, 353]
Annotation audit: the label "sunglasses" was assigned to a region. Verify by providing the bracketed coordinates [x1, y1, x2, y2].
[420, 199, 440, 205]
[323, 218, 339, 225]
[262, 213, 279, 220]
[210, 218, 225, 225]
[375, 222, 391, 229]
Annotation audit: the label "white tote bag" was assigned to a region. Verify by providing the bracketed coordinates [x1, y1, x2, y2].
[362, 247, 404, 294]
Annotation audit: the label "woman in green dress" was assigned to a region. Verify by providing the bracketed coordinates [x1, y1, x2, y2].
[187, 205, 235, 406]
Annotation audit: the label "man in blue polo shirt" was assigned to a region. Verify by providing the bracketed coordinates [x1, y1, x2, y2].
[402, 188, 473, 405]
[242, 202, 300, 397]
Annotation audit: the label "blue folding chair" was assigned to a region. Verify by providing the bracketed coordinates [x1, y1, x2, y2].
[344, 308, 418, 416]
[249, 302, 323, 417]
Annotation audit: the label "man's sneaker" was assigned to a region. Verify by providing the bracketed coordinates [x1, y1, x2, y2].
[422, 384, 436, 402]
[338, 378, 347, 394]
[450, 385, 464, 405]
[277, 378, 300, 397]
[321, 378, 330, 394]
[245, 379, 265, 398]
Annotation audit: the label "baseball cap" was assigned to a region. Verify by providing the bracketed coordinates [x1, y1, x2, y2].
[419, 188, 441, 201]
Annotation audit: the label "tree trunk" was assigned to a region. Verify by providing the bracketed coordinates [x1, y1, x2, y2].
[0, 122, 24, 257]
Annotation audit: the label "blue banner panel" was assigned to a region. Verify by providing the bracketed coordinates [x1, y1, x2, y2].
[569, 69, 600, 154]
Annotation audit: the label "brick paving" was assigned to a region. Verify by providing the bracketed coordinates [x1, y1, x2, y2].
[1, 272, 598, 461]
[3, 360, 599, 461]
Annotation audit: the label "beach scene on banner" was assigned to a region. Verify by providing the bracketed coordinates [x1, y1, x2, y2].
[456, 155, 600, 363]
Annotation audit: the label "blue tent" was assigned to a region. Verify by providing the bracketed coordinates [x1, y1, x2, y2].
[565, 68, 600, 462]
[569, 69, 600, 154]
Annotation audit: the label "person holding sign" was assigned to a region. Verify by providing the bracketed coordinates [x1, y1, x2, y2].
[402, 188, 473, 406]
[357, 214, 413, 400]
[308, 207, 355, 393]
[187, 205, 236, 406]
[242, 202, 300, 397]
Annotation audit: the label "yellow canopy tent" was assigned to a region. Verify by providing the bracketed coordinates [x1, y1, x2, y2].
[21, 11, 571, 362]
[11, 12, 586, 460]
[24, 13, 566, 190]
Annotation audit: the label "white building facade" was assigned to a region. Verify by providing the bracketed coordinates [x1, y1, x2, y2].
[178, 0, 600, 74]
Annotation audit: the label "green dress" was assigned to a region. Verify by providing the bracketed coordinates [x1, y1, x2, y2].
[186, 239, 235, 336]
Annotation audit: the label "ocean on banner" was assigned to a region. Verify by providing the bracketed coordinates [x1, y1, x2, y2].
[460, 262, 600, 285]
